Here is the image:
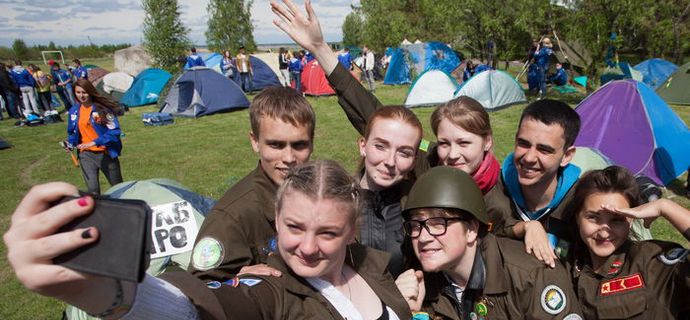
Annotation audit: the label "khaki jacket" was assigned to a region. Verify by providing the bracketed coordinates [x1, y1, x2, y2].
[163, 244, 412, 320]
[421, 234, 582, 319]
[567, 240, 690, 319]
[188, 164, 278, 280]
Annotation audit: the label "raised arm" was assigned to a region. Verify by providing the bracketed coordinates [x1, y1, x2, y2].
[603, 199, 690, 241]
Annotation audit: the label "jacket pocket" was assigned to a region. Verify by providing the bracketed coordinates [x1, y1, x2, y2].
[596, 292, 646, 319]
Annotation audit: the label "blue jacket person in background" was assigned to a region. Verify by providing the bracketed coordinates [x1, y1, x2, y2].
[66, 79, 123, 194]
[548, 63, 568, 86]
[186, 47, 206, 68]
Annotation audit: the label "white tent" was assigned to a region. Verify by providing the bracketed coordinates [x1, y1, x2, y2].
[405, 70, 459, 107]
[102, 72, 134, 94]
[114, 45, 152, 76]
[252, 52, 282, 80]
[454, 70, 526, 111]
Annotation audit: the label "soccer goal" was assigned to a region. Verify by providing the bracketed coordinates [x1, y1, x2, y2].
[41, 51, 65, 65]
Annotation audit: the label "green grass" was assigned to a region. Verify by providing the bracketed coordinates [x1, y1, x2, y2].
[1, 80, 689, 319]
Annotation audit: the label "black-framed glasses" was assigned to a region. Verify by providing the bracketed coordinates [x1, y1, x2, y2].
[403, 217, 467, 238]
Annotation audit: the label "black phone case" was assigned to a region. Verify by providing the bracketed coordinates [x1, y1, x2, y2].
[53, 195, 151, 282]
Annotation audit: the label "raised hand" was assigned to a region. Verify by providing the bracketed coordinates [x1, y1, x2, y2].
[395, 269, 426, 312]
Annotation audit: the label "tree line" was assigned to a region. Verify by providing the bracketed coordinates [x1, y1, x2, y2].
[0, 39, 130, 61]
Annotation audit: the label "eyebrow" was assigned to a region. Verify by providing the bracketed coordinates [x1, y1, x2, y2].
[536, 143, 556, 153]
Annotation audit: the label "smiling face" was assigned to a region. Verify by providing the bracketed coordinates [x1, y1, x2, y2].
[409, 209, 479, 273]
[359, 118, 420, 190]
[577, 192, 632, 266]
[250, 116, 312, 186]
[436, 117, 491, 175]
[513, 118, 575, 189]
[276, 190, 356, 282]
[74, 85, 92, 104]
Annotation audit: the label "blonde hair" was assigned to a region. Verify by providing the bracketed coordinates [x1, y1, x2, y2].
[430, 96, 492, 138]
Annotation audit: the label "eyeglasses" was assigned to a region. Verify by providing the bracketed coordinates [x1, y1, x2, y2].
[403, 217, 467, 238]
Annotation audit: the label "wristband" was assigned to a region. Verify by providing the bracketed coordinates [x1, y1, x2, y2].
[412, 312, 430, 320]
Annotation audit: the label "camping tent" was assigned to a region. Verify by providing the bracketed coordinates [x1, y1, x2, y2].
[253, 52, 283, 80]
[600, 62, 643, 85]
[633, 58, 678, 89]
[657, 62, 690, 105]
[232, 56, 281, 91]
[552, 39, 592, 77]
[160, 68, 250, 117]
[120, 68, 172, 107]
[102, 72, 134, 94]
[114, 45, 152, 76]
[384, 42, 461, 85]
[453, 70, 527, 111]
[574, 79, 690, 185]
[86, 67, 108, 85]
[300, 60, 335, 96]
[570, 146, 611, 174]
[405, 70, 459, 107]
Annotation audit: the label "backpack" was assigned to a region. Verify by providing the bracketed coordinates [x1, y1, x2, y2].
[37, 72, 51, 88]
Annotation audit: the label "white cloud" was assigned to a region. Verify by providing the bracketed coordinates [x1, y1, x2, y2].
[0, 0, 355, 47]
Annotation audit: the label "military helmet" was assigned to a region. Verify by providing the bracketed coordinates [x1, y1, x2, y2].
[403, 166, 488, 225]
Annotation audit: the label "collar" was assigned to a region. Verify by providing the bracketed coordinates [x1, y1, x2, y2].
[479, 235, 510, 294]
[576, 241, 631, 279]
[501, 153, 580, 220]
[253, 162, 279, 222]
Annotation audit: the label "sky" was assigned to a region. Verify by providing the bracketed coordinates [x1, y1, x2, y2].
[0, 0, 357, 47]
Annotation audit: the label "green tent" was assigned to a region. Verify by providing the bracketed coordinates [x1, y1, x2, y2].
[657, 62, 690, 105]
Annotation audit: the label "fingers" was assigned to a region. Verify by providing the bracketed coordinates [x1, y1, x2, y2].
[238, 264, 282, 277]
[17, 227, 99, 263]
[20, 195, 94, 240]
[305, 0, 316, 22]
[12, 182, 80, 223]
[283, 0, 302, 21]
[271, 2, 293, 26]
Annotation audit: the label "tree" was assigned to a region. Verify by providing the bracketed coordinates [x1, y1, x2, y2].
[142, 0, 191, 72]
[342, 7, 364, 47]
[12, 39, 29, 60]
[206, 0, 256, 53]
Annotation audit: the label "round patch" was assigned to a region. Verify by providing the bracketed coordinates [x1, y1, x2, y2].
[658, 248, 689, 265]
[191, 237, 224, 271]
[540, 285, 566, 315]
[469, 312, 478, 320]
[563, 313, 583, 320]
[106, 113, 114, 121]
[475, 302, 488, 316]
[206, 281, 221, 289]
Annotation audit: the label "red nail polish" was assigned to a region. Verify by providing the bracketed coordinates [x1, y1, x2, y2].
[78, 196, 89, 207]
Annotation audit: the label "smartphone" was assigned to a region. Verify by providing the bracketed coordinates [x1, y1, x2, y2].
[53, 195, 152, 282]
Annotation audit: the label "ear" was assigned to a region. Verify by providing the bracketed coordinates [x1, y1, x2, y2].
[466, 220, 480, 244]
[358, 137, 367, 157]
[483, 135, 494, 152]
[249, 131, 260, 153]
[560, 146, 576, 167]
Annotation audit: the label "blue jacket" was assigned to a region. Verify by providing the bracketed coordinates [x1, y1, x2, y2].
[74, 66, 88, 80]
[67, 104, 122, 158]
[10, 66, 36, 87]
[186, 54, 206, 68]
[548, 68, 568, 86]
[534, 47, 553, 69]
[51, 68, 72, 86]
[337, 52, 352, 70]
[288, 58, 302, 73]
[220, 57, 234, 72]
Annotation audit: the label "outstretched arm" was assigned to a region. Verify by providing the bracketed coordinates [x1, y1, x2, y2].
[603, 199, 690, 241]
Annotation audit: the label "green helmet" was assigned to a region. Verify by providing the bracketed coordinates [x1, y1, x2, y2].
[403, 166, 488, 225]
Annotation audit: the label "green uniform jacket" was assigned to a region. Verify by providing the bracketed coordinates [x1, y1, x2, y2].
[326, 63, 509, 234]
[420, 234, 583, 319]
[566, 240, 690, 319]
[188, 164, 278, 280]
[162, 244, 412, 320]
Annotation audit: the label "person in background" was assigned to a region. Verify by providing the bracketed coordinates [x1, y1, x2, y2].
[278, 47, 291, 86]
[337, 47, 353, 71]
[0, 62, 21, 119]
[235, 46, 253, 93]
[564, 166, 690, 318]
[547, 63, 568, 86]
[30, 65, 53, 113]
[361, 45, 376, 92]
[463, 60, 476, 82]
[72, 59, 88, 80]
[289, 51, 303, 94]
[9, 59, 41, 116]
[186, 47, 205, 68]
[220, 50, 235, 80]
[66, 79, 123, 194]
[534, 37, 554, 98]
[50, 61, 76, 109]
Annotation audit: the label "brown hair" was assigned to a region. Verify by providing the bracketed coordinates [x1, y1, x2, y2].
[430, 96, 492, 138]
[74, 78, 121, 124]
[276, 160, 361, 223]
[249, 86, 315, 140]
[363, 105, 423, 143]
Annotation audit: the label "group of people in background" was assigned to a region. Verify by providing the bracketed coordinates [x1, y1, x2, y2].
[0, 58, 88, 120]
[278, 46, 316, 94]
[188, 46, 254, 93]
[4, 1, 690, 319]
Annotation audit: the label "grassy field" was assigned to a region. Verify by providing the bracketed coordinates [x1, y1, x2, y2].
[1, 77, 689, 318]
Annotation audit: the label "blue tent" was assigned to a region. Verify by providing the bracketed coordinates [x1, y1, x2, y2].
[232, 56, 281, 91]
[633, 58, 678, 90]
[383, 42, 461, 85]
[120, 68, 172, 107]
[159, 68, 249, 118]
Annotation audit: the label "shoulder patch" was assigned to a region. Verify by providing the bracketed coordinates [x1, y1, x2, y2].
[70, 114, 77, 121]
[206, 281, 221, 289]
[106, 113, 114, 121]
[239, 278, 263, 287]
[563, 314, 583, 320]
[600, 273, 645, 296]
[658, 247, 689, 265]
[191, 237, 224, 271]
[540, 285, 566, 315]
[419, 139, 430, 153]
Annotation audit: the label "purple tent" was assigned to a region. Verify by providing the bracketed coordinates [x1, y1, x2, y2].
[574, 80, 690, 185]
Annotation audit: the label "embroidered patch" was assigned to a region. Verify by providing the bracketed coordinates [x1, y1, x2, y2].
[607, 260, 623, 275]
[469, 312, 478, 320]
[191, 237, 224, 271]
[540, 285, 566, 315]
[475, 301, 488, 316]
[563, 313, 583, 320]
[600, 273, 645, 296]
[106, 113, 114, 121]
[223, 277, 240, 288]
[419, 139, 430, 153]
[206, 281, 221, 289]
[70, 114, 77, 121]
[658, 248, 689, 265]
[239, 278, 262, 287]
